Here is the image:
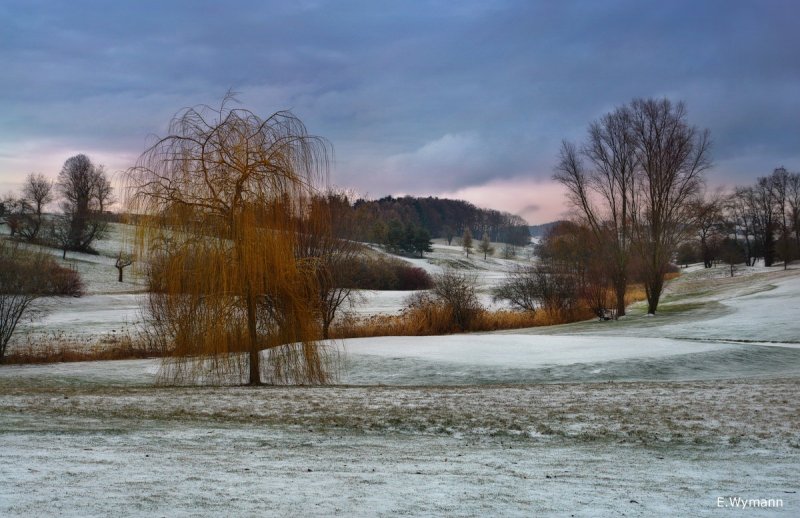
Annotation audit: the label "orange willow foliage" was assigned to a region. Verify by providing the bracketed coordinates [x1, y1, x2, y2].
[126, 99, 335, 385]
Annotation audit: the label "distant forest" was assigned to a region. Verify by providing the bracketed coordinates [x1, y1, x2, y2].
[328, 194, 531, 246]
[528, 221, 566, 238]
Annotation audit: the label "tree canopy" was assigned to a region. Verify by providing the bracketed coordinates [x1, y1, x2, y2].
[127, 97, 333, 385]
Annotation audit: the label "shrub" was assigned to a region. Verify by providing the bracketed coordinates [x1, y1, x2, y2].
[44, 261, 84, 296]
[0, 241, 84, 360]
[492, 265, 539, 313]
[337, 254, 433, 290]
[431, 268, 482, 330]
[493, 264, 582, 323]
[395, 263, 433, 290]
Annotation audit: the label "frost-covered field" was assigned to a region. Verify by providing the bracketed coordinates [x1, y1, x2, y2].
[9, 231, 521, 344]
[2, 227, 799, 516]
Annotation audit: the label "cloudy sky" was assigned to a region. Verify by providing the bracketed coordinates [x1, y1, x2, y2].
[2, 0, 798, 223]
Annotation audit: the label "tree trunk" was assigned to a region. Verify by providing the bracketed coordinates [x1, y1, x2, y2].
[322, 320, 330, 340]
[764, 226, 775, 267]
[246, 294, 261, 386]
[645, 272, 664, 315]
[117, 267, 123, 282]
[613, 279, 627, 318]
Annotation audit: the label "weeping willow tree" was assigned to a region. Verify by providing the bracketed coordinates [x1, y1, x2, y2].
[127, 98, 335, 385]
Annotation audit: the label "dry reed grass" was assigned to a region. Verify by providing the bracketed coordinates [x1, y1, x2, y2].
[624, 283, 648, 306]
[330, 305, 596, 340]
[332, 278, 651, 340]
[2, 332, 163, 365]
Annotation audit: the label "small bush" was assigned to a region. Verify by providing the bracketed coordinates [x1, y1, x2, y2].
[395, 263, 434, 290]
[337, 255, 433, 290]
[44, 261, 84, 296]
[431, 269, 482, 330]
[1, 241, 85, 360]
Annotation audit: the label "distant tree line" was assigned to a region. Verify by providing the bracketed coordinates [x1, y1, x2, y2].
[334, 195, 530, 248]
[677, 167, 800, 272]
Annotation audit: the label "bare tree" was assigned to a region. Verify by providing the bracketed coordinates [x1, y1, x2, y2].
[49, 214, 73, 259]
[431, 268, 482, 330]
[478, 232, 494, 259]
[0, 195, 9, 223]
[442, 224, 455, 245]
[300, 191, 364, 340]
[492, 265, 539, 313]
[56, 154, 110, 253]
[127, 97, 332, 386]
[688, 191, 725, 268]
[727, 187, 758, 266]
[93, 166, 116, 213]
[0, 195, 27, 237]
[628, 98, 711, 314]
[19, 173, 54, 241]
[788, 171, 800, 251]
[719, 238, 745, 278]
[554, 105, 637, 317]
[771, 167, 793, 269]
[537, 221, 609, 320]
[115, 251, 134, 282]
[750, 175, 778, 267]
[462, 228, 473, 257]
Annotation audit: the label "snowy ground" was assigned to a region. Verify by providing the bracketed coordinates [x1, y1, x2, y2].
[2, 227, 799, 515]
[9, 231, 521, 345]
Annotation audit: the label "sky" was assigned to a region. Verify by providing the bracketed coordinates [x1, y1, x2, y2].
[1, 0, 798, 224]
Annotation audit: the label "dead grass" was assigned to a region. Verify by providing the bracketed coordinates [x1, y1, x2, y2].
[2, 333, 164, 365]
[625, 283, 648, 306]
[330, 305, 595, 339]
[333, 278, 650, 340]
[619, 274, 678, 308]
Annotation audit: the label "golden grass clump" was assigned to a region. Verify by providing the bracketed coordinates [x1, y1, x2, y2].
[624, 283, 648, 306]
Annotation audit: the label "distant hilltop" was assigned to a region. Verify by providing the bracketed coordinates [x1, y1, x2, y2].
[528, 220, 566, 237]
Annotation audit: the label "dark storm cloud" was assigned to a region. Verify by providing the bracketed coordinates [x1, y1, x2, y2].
[1, 0, 798, 205]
